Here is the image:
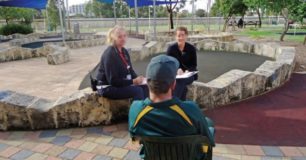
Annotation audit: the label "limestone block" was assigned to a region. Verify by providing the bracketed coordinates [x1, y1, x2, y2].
[27, 98, 55, 130]
[255, 61, 283, 90]
[0, 51, 6, 62]
[51, 91, 86, 128]
[47, 46, 70, 65]
[254, 43, 263, 55]
[261, 43, 277, 58]
[187, 82, 213, 109]
[232, 41, 246, 53]
[0, 91, 16, 130]
[0, 92, 36, 130]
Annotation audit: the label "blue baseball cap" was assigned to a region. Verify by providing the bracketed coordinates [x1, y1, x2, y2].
[146, 55, 179, 84]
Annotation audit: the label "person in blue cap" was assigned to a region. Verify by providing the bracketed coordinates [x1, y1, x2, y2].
[128, 55, 215, 159]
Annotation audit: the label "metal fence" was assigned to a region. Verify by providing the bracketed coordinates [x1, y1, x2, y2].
[0, 16, 288, 33]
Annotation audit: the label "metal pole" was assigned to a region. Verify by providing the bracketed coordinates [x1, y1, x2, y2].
[153, 0, 156, 40]
[57, 0, 66, 44]
[149, 6, 151, 33]
[134, 0, 139, 34]
[113, 0, 117, 25]
[129, 7, 131, 33]
[207, 0, 210, 32]
[65, 0, 70, 32]
[191, 0, 195, 32]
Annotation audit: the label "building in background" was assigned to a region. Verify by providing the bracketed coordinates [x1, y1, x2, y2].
[69, 3, 86, 16]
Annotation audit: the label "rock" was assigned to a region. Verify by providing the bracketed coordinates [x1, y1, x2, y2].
[0, 92, 36, 130]
[46, 45, 70, 65]
[27, 98, 55, 130]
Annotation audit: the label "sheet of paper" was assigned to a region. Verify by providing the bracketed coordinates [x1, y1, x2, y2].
[176, 71, 199, 79]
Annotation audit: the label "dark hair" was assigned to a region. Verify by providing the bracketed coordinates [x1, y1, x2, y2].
[176, 26, 188, 35]
[147, 79, 173, 94]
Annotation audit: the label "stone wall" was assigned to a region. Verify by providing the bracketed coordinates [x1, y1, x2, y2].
[0, 33, 105, 63]
[145, 32, 234, 42]
[0, 39, 296, 131]
[186, 39, 296, 108]
[0, 89, 130, 130]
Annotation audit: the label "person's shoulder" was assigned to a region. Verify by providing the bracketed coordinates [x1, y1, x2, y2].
[185, 42, 196, 51]
[168, 42, 178, 50]
[180, 100, 200, 110]
[102, 46, 115, 58]
[130, 100, 147, 113]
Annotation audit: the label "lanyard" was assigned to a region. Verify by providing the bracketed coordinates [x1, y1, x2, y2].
[115, 47, 130, 70]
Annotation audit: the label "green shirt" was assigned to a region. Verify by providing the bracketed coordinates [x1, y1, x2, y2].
[128, 97, 215, 146]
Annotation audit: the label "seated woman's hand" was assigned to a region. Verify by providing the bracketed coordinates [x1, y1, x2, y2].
[133, 76, 145, 85]
[177, 68, 184, 75]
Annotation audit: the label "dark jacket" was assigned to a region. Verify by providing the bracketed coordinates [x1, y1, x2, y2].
[166, 42, 197, 72]
[96, 46, 137, 87]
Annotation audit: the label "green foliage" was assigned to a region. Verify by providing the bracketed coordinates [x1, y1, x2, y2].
[84, 0, 169, 18]
[195, 9, 207, 17]
[0, 23, 33, 35]
[211, 0, 248, 18]
[179, 10, 190, 18]
[0, 7, 36, 25]
[46, 0, 60, 31]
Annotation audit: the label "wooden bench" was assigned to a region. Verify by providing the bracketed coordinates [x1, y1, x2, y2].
[244, 21, 259, 28]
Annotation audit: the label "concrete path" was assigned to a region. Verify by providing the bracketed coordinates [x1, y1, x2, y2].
[0, 38, 147, 100]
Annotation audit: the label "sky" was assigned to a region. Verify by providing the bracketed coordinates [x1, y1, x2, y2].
[67, 0, 215, 12]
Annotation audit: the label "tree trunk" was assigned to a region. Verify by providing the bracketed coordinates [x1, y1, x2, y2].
[222, 17, 230, 32]
[169, 10, 174, 29]
[5, 19, 9, 25]
[256, 8, 262, 28]
[304, 36, 306, 45]
[280, 18, 289, 41]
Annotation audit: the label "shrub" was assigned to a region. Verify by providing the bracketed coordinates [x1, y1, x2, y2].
[0, 23, 33, 36]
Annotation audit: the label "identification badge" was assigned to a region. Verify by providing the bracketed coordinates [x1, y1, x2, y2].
[127, 74, 132, 80]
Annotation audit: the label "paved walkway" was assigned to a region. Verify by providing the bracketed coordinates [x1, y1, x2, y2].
[0, 122, 305, 160]
[0, 38, 146, 100]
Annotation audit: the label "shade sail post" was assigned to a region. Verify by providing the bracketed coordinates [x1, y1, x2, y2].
[134, 0, 139, 34]
[148, 6, 151, 33]
[57, 0, 65, 44]
[65, 0, 70, 32]
[113, 0, 117, 25]
[129, 7, 131, 32]
[191, 0, 195, 32]
[153, 0, 156, 40]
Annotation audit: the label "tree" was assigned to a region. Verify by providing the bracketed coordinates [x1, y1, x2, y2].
[213, 0, 248, 32]
[266, 0, 303, 41]
[0, 7, 36, 25]
[195, 9, 207, 17]
[47, 0, 60, 31]
[243, 0, 268, 28]
[165, 0, 187, 29]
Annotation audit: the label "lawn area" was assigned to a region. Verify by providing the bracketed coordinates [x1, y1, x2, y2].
[236, 25, 306, 43]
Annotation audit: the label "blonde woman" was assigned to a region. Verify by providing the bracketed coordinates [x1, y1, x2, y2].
[96, 26, 147, 100]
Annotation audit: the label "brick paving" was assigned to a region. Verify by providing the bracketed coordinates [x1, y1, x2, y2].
[0, 123, 304, 160]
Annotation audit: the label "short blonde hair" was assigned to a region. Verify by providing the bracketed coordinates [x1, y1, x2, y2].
[106, 25, 126, 45]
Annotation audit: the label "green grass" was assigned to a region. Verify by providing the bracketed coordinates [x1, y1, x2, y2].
[236, 25, 306, 43]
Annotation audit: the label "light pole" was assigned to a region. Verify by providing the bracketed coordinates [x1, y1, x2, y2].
[134, 0, 139, 34]
[113, 0, 117, 25]
[57, 0, 66, 44]
[191, 0, 195, 32]
[153, 0, 156, 40]
[65, 0, 70, 32]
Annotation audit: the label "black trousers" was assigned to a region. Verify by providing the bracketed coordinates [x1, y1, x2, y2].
[98, 85, 149, 101]
[174, 76, 195, 101]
